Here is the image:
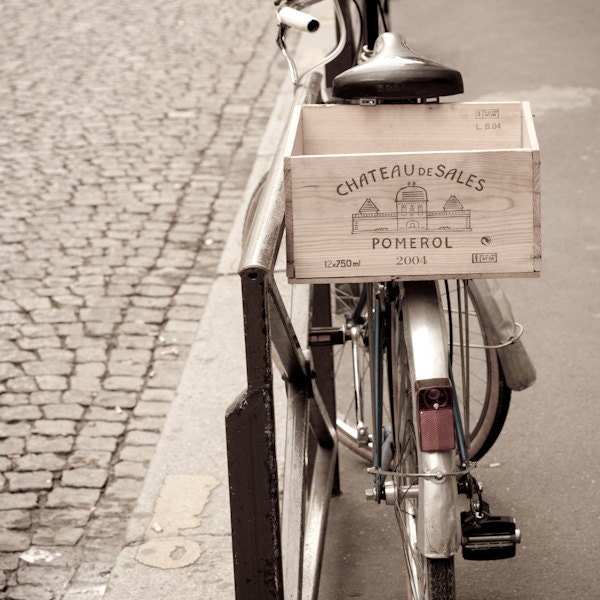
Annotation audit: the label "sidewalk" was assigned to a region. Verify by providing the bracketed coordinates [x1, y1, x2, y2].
[0, 1, 291, 599]
[101, 87, 286, 600]
[101, 7, 336, 600]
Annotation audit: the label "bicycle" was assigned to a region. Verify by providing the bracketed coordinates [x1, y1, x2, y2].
[237, 1, 538, 598]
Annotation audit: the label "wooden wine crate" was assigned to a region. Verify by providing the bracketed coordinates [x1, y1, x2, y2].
[283, 102, 540, 283]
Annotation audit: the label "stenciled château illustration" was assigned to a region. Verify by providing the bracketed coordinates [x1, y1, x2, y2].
[352, 182, 472, 234]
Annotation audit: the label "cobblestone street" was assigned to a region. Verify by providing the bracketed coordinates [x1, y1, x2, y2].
[0, 0, 286, 597]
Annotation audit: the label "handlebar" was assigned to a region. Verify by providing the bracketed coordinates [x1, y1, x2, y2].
[277, 6, 320, 33]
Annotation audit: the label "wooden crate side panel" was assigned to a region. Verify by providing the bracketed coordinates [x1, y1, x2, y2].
[521, 102, 540, 151]
[298, 103, 527, 155]
[284, 156, 296, 278]
[523, 101, 542, 272]
[286, 149, 538, 281]
[287, 105, 305, 158]
[532, 148, 542, 272]
[283, 107, 304, 279]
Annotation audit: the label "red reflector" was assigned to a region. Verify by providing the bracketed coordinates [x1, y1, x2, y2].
[416, 378, 455, 452]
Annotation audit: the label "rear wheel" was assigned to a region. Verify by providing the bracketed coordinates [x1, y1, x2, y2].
[335, 280, 511, 462]
[440, 280, 511, 461]
[333, 282, 459, 598]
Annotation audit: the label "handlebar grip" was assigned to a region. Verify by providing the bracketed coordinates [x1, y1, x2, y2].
[277, 6, 320, 33]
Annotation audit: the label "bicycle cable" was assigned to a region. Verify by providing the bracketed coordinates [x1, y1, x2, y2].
[350, 0, 364, 64]
[377, 0, 389, 33]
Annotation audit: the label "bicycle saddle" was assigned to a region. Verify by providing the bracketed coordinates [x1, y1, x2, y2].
[332, 32, 463, 101]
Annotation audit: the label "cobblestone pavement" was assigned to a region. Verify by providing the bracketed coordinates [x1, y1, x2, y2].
[0, 0, 287, 597]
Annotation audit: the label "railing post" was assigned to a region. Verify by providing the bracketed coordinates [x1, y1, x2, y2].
[226, 269, 283, 599]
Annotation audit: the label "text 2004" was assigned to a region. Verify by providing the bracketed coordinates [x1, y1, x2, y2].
[396, 256, 428, 266]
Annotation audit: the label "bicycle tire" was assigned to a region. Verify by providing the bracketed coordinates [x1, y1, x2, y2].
[426, 559, 456, 599]
[334, 280, 510, 462]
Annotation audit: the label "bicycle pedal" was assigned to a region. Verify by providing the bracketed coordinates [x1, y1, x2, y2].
[308, 327, 345, 346]
[461, 511, 521, 561]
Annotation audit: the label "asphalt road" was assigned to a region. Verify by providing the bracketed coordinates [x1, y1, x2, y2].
[318, 1, 600, 598]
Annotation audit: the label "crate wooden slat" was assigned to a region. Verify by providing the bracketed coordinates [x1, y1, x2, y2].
[284, 102, 540, 283]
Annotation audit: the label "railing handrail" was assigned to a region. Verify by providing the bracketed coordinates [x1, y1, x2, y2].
[227, 71, 337, 600]
[239, 73, 321, 275]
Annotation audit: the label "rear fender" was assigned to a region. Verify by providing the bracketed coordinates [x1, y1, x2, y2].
[402, 281, 461, 558]
[468, 279, 536, 391]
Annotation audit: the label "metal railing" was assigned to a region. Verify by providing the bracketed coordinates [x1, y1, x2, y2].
[225, 73, 339, 600]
